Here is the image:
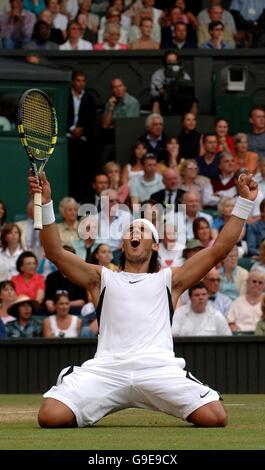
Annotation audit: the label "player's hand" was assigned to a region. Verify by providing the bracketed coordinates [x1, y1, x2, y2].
[237, 170, 258, 201]
[28, 171, 51, 205]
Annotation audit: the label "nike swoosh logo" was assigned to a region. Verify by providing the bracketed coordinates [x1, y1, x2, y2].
[200, 390, 211, 399]
[129, 280, 142, 284]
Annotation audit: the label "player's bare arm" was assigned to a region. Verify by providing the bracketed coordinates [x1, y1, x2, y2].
[171, 173, 258, 296]
[29, 172, 102, 290]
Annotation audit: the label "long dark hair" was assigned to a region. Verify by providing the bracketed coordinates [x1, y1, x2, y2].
[119, 250, 160, 273]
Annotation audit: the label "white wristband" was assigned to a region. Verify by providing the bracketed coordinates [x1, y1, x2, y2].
[231, 196, 254, 220]
[42, 200, 55, 225]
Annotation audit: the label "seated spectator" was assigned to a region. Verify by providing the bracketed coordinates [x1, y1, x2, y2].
[130, 153, 164, 205]
[44, 245, 87, 315]
[247, 106, 265, 160]
[98, 5, 128, 43]
[103, 161, 128, 204]
[0, 223, 23, 279]
[162, 20, 197, 49]
[6, 295, 42, 338]
[0, 0, 36, 49]
[59, 0, 79, 20]
[138, 113, 167, 161]
[91, 243, 118, 271]
[212, 151, 237, 200]
[43, 292, 82, 338]
[129, 0, 161, 44]
[220, 246, 248, 300]
[227, 270, 265, 333]
[172, 282, 231, 336]
[79, 301, 98, 338]
[129, 16, 159, 49]
[158, 137, 179, 174]
[38, 9, 64, 44]
[251, 240, 265, 275]
[230, 0, 265, 47]
[23, 20, 59, 50]
[246, 199, 265, 256]
[77, 12, 97, 43]
[59, 19, 93, 49]
[200, 20, 233, 49]
[43, 0, 68, 39]
[215, 118, 235, 155]
[198, 1, 236, 33]
[178, 112, 202, 160]
[203, 268, 232, 318]
[233, 133, 258, 175]
[255, 293, 265, 336]
[0, 280, 16, 325]
[193, 217, 215, 248]
[94, 21, 128, 48]
[174, 0, 198, 30]
[101, 0, 131, 29]
[196, 134, 219, 179]
[159, 223, 184, 268]
[121, 141, 146, 186]
[57, 197, 80, 247]
[182, 191, 213, 240]
[198, 4, 235, 48]
[213, 196, 235, 231]
[78, 0, 100, 36]
[160, 5, 197, 48]
[11, 251, 45, 305]
[179, 158, 217, 207]
[151, 168, 184, 211]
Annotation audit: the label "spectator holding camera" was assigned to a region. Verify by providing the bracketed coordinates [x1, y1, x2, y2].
[150, 50, 194, 115]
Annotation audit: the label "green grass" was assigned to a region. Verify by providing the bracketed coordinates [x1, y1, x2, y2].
[0, 395, 264, 450]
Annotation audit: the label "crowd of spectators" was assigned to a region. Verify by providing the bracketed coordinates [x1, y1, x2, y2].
[1, 1, 265, 339]
[1, 1, 265, 51]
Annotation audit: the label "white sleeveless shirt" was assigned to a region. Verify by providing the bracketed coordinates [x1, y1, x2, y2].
[49, 315, 79, 338]
[95, 267, 174, 359]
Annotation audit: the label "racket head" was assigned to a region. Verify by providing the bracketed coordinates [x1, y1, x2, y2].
[17, 88, 58, 162]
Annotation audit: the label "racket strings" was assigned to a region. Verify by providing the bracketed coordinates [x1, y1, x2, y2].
[22, 93, 56, 159]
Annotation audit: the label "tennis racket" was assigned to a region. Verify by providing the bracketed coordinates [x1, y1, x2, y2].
[17, 88, 58, 230]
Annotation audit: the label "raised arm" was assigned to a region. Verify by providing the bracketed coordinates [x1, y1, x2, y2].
[29, 172, 101, 290]
[171, 173, 258, 296]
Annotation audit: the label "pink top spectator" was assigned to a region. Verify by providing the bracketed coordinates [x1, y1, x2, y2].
[11, 273, 45, 300]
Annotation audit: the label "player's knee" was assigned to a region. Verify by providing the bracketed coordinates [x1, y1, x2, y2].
[213, 408, 227, 427]
[38, 408, 55, 428]
[188, 404, 228, 427]
[38, 400, 76, 428]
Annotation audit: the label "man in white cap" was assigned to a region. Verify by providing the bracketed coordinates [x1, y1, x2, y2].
[29, 170, 258, 428]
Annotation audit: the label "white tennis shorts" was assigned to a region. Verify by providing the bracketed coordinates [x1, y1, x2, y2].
[43, 354, 220, 427]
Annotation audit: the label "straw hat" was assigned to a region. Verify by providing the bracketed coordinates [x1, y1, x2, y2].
[7, 295, 38, 316]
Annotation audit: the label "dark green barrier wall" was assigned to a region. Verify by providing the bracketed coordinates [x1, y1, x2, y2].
[0, 337, 264, 394]
[0, 61, 71, 220]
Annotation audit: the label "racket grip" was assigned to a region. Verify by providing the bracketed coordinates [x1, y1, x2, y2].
[33, 192, 43, 230]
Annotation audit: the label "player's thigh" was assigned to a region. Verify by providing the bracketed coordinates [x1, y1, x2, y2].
[45, 364, 132, 426]
[134, 366, 220, 420]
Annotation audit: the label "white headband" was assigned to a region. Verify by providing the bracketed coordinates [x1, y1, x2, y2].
[130, 218, 159, 243]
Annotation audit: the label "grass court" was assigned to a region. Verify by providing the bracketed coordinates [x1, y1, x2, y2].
[0, 394, 264, 450]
